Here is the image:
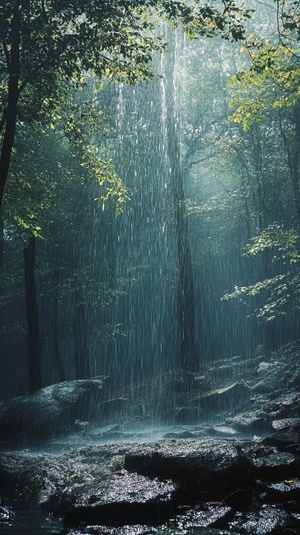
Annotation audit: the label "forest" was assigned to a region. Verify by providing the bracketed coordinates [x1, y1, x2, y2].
[2, 1, 300, 534]
[0, 0, 300, 397]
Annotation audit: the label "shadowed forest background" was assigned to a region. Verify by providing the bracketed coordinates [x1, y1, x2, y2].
[1, 0, 300, 399]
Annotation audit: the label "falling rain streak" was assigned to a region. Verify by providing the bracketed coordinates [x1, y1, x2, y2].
[1, 21, 300, 401]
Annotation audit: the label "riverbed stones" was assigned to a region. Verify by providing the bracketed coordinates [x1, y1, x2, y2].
[1, 341, 300, 533]
[1, 432, 300, 532]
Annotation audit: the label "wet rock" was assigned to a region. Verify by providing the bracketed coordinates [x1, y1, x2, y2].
[265, 479, 300, 503]
[0, 450, 68, 508]
[250, 362, 288, 394]
[228, 506, 294, 534]
[223, 488, 253, 510]
[125, 438, 254, 500]
[272, 418, 300, 431]
[0, 444, 177, 527]
[269, 393, 300, 420]
[208, 425, 239, 438]
[263, 419, 300, 451]
[49, 464, 176, 526]
[257, 361, 273, 374]
[205, 355, 258, 385]
[0, 378, 108, 447]
[0, 505, 13, 521]
[252, 451, 300, 481]
[67, 525, 158, 534]
[162, 430, 196, 439]
[174, 504, 234, 529]
[194, 382, 250, 416]
[63, 498, 173, 526]
[226, 411, 272, 436]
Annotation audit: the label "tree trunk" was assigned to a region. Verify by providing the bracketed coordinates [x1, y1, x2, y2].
[165, 32, 198, 372]
[74, 289, 88, 379]
[167, 112, 198, 371]
[0, 2, 21, 211]
[53, 267, 66, 381]
[24, 236, 42, 391]
[0, 218, 3, 267]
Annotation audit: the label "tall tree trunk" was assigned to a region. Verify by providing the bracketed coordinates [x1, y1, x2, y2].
[167, 111, 198, 371]
[74, 289, 88, 379]
[53, 266, 66, 381]
[0, 1, 21, 210]
[24, 236, 42, 391]
[0, 218, 3, 267]
[165, 32, 198, 372]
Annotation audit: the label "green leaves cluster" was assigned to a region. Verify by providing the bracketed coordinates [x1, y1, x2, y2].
[228, 36, 300, 130]
[0, 0, 253, 218]
[223, 225, 300, 320]
[228, 0, 300, 131]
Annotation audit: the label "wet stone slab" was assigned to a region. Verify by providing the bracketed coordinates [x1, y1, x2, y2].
[228, 506, 297, 534]
[124, 438, 254, 500]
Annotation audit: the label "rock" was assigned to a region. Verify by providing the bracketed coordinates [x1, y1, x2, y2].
[208, 425, 239, 438]
[263, 419, 300, 451]
[265, 479, 300, 503]
[272, 418, 300, 431]
[250, 363, 289, 394]
[257, 361, 273, 374]
[63, 498, 173, 526]
[252, 451, 300, 481]
[223, 488, 253, 510]
[125, 438, 254, 500]
[226, 411, 272, 436]
[163, 430, 196, 439]
[174, 504, 234, 530]
[0, 444, 176, 527]
[0, 505, 13, 521]
[194, 382, 250, 417]
[0, 378, 108, 447]
[0, 450, 63, 508]
[228, 506, 295, 534]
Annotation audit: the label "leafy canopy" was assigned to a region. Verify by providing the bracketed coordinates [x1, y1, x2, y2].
[228, 0, 300, 130]
[222, 225, 300, 320]
[0, 0, 252, 212]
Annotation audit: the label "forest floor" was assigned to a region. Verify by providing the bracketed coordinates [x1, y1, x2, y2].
[0, 340, 300, 533]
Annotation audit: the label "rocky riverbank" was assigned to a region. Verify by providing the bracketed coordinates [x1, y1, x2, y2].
[0, 341, 299, 533]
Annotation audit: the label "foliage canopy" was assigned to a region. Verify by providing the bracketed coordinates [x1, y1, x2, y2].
[0, 0, 252, 211]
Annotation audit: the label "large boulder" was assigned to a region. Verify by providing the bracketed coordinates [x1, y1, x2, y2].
[125, 438, 254, 500]
[263, 418, 300, 452]
[0, 378, 108, 447]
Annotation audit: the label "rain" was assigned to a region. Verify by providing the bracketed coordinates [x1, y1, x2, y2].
[1, 0, 300, 533]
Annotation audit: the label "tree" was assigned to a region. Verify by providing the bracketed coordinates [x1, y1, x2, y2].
[0, 0, 251, 212]
[222, 224, 300, 321]
[221, 0, 300, 327]
[23, 235, 42, 391]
